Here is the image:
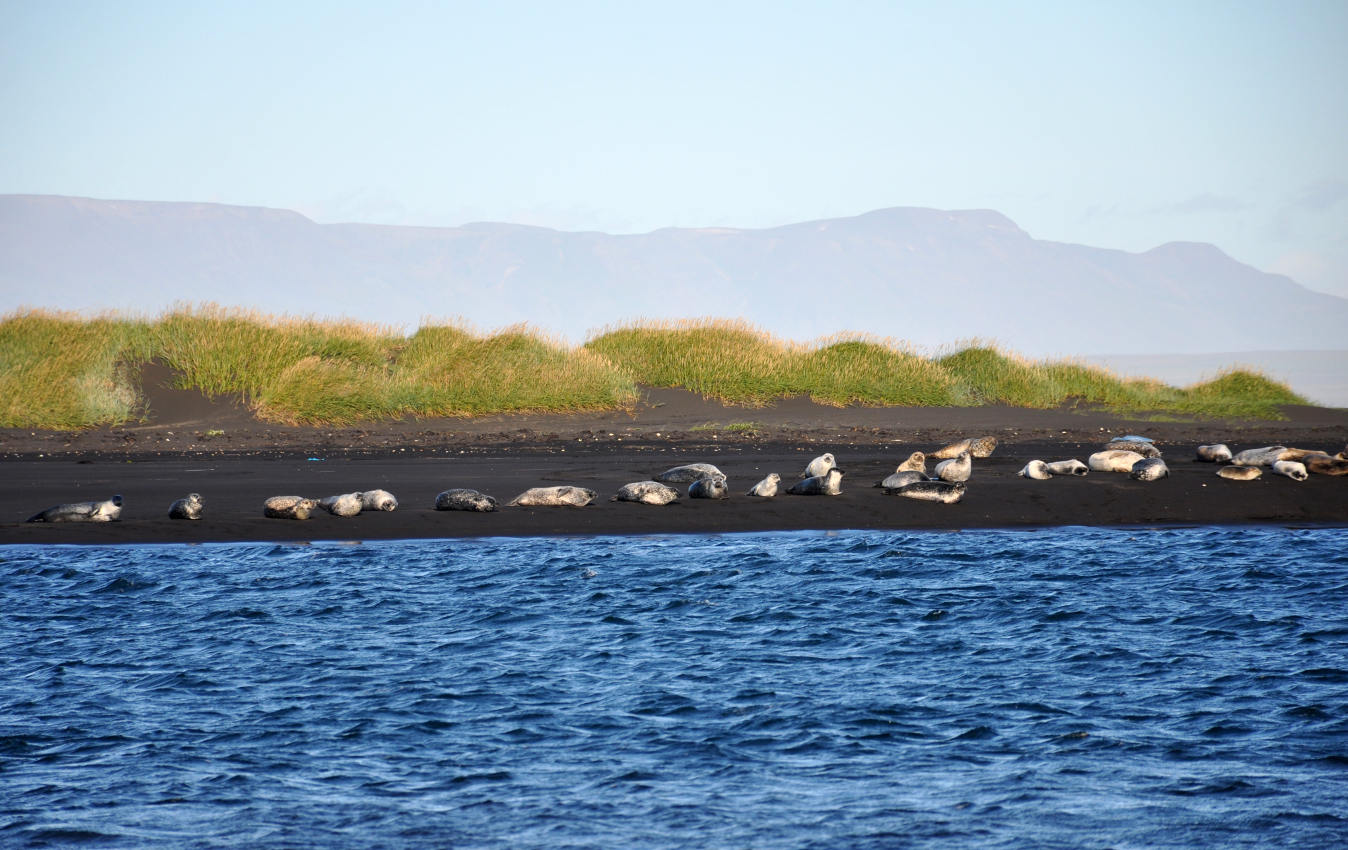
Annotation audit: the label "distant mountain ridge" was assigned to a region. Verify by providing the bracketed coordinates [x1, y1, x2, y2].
[3, 194, 1346, 355]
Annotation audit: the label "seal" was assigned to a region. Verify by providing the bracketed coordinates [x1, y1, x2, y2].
[359, 489, 398, 512]
[320, 492, 363, 517]
[655, 463, 724, 483]
[788, 467, 845, 495]
[801, 452, 836, 479]
[1303, 454, 1348, 476]
[1018, 460, 1052, 480]
[934, 451, 971, 483]
[1196, 444, 1233, 463]
[1271, 460, 1308, 481]
[931, 436, 997, 459]
[27, 494, 122, 523]
[507, 486, 598, 507]
[1130, 457, 1170, 481]
[746, 473, 781, 497]
[264, 496, 320, 520]
[888, 481, 965, 503]
[876, 469, 926, 489]
[689, 475, 730, 499]
[1088, 450, 1145, 473]
[896, 451, 927, 474]
[1044, 459, 1088, 476]
[1337, 444, 1348, 462]
[435, 488, 499, 511]
[1217, 466, 1261, 481]
[168, 493, 204, 520]
[1104, 439, 1162, 458]
[1231, 446, 1288, 467]
[611, 481, 681, 505]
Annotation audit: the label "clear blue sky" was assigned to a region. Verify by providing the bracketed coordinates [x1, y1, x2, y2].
[3, 0, 1345, 297]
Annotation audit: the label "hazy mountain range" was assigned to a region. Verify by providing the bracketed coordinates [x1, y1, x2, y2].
[3, 194, 1346, 357]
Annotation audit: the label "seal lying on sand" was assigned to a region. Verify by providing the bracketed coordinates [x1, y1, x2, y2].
[801, 452, 836, 479]
[612, 481, 681, 505]
[788, 468, 845, 495]
[1105, 439, 1162, 458]
[1303, 454, 1348, 476]
[746, 473, 781, 497]
[1272, 460, 1309, 482]
[320, 492, 363, 517]
[168, 493, 204, 520]
[1231, 446, 1288, 467]
[1045, 459, 1088, 476]
[27, 494, 123, 523]
[359, 489, 398, 511]
[876, 469, 926, 489]
[655, 463, 724, 483]
[1089, 450, 1145, 473]
[888, 481, 965, 503]
[1018, 460, 1052, 480]
[1217, 466, 1262, 481]
[508, 486, 598, 507]
[689, 476, 730, 500]
[1130, 458, 1169, 481]
[932, 436, 997, 459]
[934, 451, 972, 482]
[435, 489, 499, 511]
[1196, 444, 1233, 462]
[264, 496, 320, 519]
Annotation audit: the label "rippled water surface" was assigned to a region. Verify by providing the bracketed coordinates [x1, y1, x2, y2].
[3, 527, 1347, 848]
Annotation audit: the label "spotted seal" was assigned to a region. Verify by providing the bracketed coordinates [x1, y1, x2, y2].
[746, 473, 781, 497]
[27, 494, 123, 523]
[320, 492, 363, 517]
[1196, 444, 1233, 463]
[435, 489, 499, 511]
[264, 496, 321, 519]
[1271, 460, 1308, 482]
[934, 451, 972, 482]
[1231, 446, 1288, 467]
[1045, 459, 1089, 476]
[800, 452, 836, 479]
[655, 463, 724, 483]
[932, 436, 997, 459]
[1018, 460, 1052, 480]
[1130, 458, 1170, 481]
[168, 493, 204, 520]
[689, 475, 730, 500]
[876, 469, 926, 489]
[1217, 466, 1261, 481]
[359, 489, 398, 511]
[1088, 450, 1145, 473]
[612, 481, 681, 505]
[889, 481, 965, 503]
[1105, 439, 1162, 458]
[507, 486, 598, 507]
[788, 467, 845, 495]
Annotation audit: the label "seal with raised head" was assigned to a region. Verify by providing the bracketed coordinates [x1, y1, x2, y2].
[788, 467, 845, 495]
[435, 489, 499, 511]
[1045, 459, 1089, 476]
[655, 463, 724, 483]
[1105, 439, 1162, 458]
[1272, 460, 1309, 482]
[359, 489, 398, 512]
[1130, 458, 1170, 481]
[896, 451, 927, 474]
[877, 469, 926, 489]
[746, 473, 781, 497]
[264, 496, 321, 520]
[932, 436, 997, 459]
[611, 481, 681, 505]
[507, 486, 598, 507]
[889, 481, 965, 503]
[320, 492, 363, 517]
[1018, 460, 1052, 480]
[1217, 466, 1261, 481]
[27, 494, 123, 523]
[1196, 444, 1233, 463]
[800, 452, 837, 479]
[168, 493, 204, 520]
[689, 475, 730, 500]
[1231, 446, 1288, 467]
[1089, 450, 1145, 473]
[934, 451, 972, 483]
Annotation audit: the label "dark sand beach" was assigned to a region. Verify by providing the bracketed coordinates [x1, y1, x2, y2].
[3, 372, 1345, 545]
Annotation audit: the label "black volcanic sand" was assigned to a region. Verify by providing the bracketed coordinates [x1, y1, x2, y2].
[2, 367, 1345, 544]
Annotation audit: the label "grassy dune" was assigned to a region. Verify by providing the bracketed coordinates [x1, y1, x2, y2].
[0, 309, 1308, 429]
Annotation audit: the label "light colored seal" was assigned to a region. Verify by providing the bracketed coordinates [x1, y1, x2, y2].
[1303, 454, 1348, 476]
[1195, 444, 1232, 463]
[801, 452, 836, 479]
[746, 473, 781, 497]
[689, 475, 730, 500]
[1231, 446, 1288, 467]
[264, 496, 320, 520]
[932, 436, 997, 459]
[1217, 466, 1261, 481]
[877, 469, 926, 489]
[27, 494, 123, 523]
[320, 492, 363, 517]
[1272, 460, 1308, 482]
[788, 467, 845, 495]
[611, 481, 681, 505]
[1018, 460, 1052, 480]
[1045, 459, 1088, 476]
[1337, 444, 1348, 462]
[889, 481, 965, 503]
[1105, 439, 1161, 458]
[435, 489, 499, 511]
[168, 493, 204, 520]
[1130, 458, 1169, 481]
[896, 451, 927, 474]
[1088, 450, 1145, 473]
[359, 489, 398, 511]
[655, 463, 724, 483]
[934, 451, 971, 482]
[507, 486, 598, 507]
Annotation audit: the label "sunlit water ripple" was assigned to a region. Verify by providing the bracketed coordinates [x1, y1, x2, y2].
[3, 527, 1347, 848]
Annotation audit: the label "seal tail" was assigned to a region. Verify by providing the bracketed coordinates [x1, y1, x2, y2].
[25, 511, 47, 523]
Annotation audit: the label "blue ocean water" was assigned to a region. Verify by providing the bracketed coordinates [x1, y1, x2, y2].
[2, 527, 1347, 849]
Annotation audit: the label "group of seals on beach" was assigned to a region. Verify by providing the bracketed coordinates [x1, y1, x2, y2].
[1196, 442, 1348, 482]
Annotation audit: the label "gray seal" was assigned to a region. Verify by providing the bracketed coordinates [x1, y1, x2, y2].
[320, 493, 363, 517]
[612, 481, 681, 505]
[1088, 450, 1145, 473]
[788, 468, 845, 495]
[801, 452, 836, 479]
[1231, 446, 1288, 467]
[27, 494, 123, 523]
[1130, 458, 1170, 481]
[1217, 466, 1261, 481]
[1105, 439, 1162, 458]
[1271, 460, 1308, 481]
[1195, 444, 1232, 463]
[877, 469, 926, 489]
[359, 489, 398, 511]
[746, 473, 781, 497]
[934, 451, 971, 482]
[435, 489, 499, 511]
[655, 463, 724, 483]
[168, 493, 204, 520]
[932, 436, 997, 459]
[888, 481, 965, 503]
[264, 496, 321, 519]
[507, 486, 598, 507]
[1045, 459, 1088, 476]
[1018, 460, 1052, 480]
[689, 475, 730, 499]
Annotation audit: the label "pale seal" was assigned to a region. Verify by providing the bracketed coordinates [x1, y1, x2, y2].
[435, 489, 499, 511]
[1217, 466, 1261, 481]
[611, 481, 681, 505]
[1104, 439, 1162, 458]
[655, 463, 724, 483]
[507, 486, 598, 507]
[788, 467, 845, 495]
[689, 475, 730, 500]
[264, 496, 320, 520]
[746, 473, 781, 497]
[1272, 460, 1308, 482]
[1045, 459, 1088, 476]
[1088, 450, 1145, 473]
[931, 436, 997, 459]
[934, 451, 971, 483]
[1231, 446, 1288, 467]
[1018, 460, 1052, 480]
[1130, 457, 1170, 481]
[359, 489, 398, 512]
[168, 493, 204, 520]
[1337, 444, 1348, 462]
[1195, 444, 1233, 463]
[27, 494, 122, 523]
[889, 481, 965, 503]
[320, 492, 363, 517]
[800, 452, 836, 479]
[896, 451, 927, 474]
[1303, 454, 1348, 476]
[876, 469, 926, 489]
[1280, 448, 1332, 463]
